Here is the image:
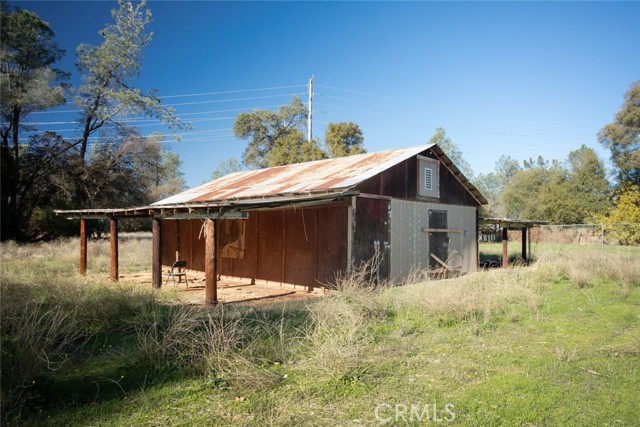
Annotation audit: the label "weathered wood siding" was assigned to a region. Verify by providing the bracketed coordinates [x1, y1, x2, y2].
[160, 203, 349, 288]
[355, 152, 478, 207]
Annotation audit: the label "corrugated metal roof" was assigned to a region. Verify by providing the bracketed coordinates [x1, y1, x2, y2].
[153, 145, 435, 205]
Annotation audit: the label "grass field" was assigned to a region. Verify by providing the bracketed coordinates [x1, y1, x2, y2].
[1, 238, 639, 426]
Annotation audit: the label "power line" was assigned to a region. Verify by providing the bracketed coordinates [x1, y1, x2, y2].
[315, 84, 420, 105]
[159, 84, 306, 99]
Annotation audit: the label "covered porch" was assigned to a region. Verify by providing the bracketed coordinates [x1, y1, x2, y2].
[481, 217, 549, 268]
[55, 190, 352, 305]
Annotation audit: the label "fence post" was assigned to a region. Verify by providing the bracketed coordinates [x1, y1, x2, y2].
[600, 223, 604, 259]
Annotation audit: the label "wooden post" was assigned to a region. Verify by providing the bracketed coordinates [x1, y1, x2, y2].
[502, 227, 509, 268]
[521, 227, 527, 263]
[80, 218, 87, 276]
[205, 218, 218, 305]
[346, 196, 355, 275]
[110, 218, 119, 282]
[152, 218, 162, 289]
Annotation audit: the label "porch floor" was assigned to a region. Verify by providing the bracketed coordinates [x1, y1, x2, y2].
[116, 271, 325, 305]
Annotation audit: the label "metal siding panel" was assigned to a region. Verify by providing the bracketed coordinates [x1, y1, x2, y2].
[391, 199, 428, 280]
[425, 202, 477, 273]
[390, 200, 478, 279]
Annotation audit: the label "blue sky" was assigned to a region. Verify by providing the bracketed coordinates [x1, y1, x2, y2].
[14, 1, 640, 188]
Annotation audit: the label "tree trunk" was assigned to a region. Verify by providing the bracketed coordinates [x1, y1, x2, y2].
[2, 106, 23, 239]
[1, 131, 13, 240]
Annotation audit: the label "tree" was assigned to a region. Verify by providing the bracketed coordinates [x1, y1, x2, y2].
[428, 127, 474, 179]
[266, 130, 326, 167]
[233, 97, 317, 168]
[593, 183, 640, 244]
[211, 157, 243, 181]
[74, 1, 186, 163]
[500, 148, 609, 224]
[15, 132, 78, 238]
[475, 155, 521, 217]
[598, 81, 640, 186]
[565, 145, 610, 220]
[325, 122, 366, 157]
[1, 3, 67, 239]
[71, 0, 188, 208]
[81, 127, 184, 209]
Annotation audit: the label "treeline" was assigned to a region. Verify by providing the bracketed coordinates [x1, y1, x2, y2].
[1, 1, 186, 240]
[474, 81, 639, 243]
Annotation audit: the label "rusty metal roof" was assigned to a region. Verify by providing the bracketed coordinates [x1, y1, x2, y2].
[153, 144, 487, 206]
[154, 145, 427, 205]
[55, 144, 487, 219]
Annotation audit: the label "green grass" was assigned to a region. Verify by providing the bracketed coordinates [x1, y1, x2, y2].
[1, 239, 639, 426]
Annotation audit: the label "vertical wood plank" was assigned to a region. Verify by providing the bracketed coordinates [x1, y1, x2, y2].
[110, 218, 119, 282]
[175, 219, 181, 261]
[281, 211, 286, 284]
[502, 227, 509, 268]
[346, 197, 355, 275]
[205, 219, 218, 305]
[475, 209, 480, 271]
[521, 227, 527, 263]
[253, 213, 259, 285]
[152, 218, 162, 289]
[80, 218, 87, 276]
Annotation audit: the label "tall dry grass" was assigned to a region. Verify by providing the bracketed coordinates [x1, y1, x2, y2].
[2, 237, 637, 424]
[536, 250, 640, 289]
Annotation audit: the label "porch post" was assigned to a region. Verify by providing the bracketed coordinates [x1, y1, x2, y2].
[502, 227, 509, 268]
[205, 218, 218, 305]
[80, 218, 87, 276]
[109, 218, 119, 281]
[152, 218, 162, 289]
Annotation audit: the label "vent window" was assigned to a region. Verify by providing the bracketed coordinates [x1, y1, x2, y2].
[424, 167, 433, 191]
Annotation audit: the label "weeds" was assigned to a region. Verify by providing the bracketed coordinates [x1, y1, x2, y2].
[1, 238, 639, 426]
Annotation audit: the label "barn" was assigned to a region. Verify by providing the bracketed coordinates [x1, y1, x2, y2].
[57, 144, 487, 304]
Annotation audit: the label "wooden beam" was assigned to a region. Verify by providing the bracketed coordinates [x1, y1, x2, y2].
[80, 218, 87, 276]
[346, 196, 355, 275]
[521, 227, 527, 263]
[152, 218, 162, 289]
[205, 219, 218, 305]
[421, 227, 463, 234]
[109, 218, 119, 282]
[430, 253, 452, 271]
[502, 227, 509, 268]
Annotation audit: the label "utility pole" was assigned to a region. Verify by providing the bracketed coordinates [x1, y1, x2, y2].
[308, 75, 314, 142]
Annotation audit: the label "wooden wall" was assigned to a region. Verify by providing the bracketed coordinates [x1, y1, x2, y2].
[355, 152, 479, 207]
[160, 203, 349, 288]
